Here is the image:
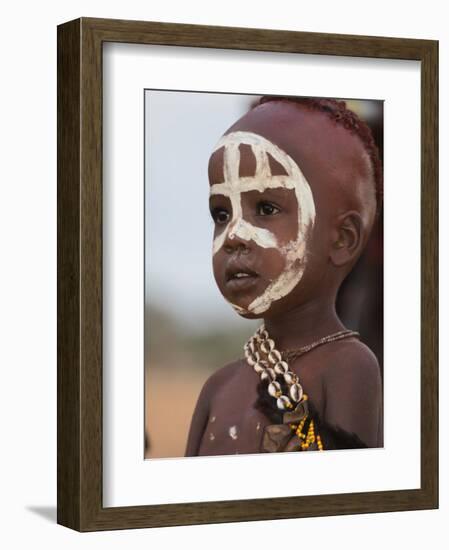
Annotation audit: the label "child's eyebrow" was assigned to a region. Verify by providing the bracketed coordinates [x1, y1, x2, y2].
[209, 193, 231, 202]
[254, 187, 296, 198]
[237, 188, 297, 209]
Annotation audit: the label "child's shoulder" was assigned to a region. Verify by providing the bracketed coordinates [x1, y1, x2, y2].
[200, 358, 246, 398]
[327, 337, 379, 366]
[320, 337, 381, 391]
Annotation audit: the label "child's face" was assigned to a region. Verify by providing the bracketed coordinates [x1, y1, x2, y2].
[209, 100, 375, 318]
[209, 130, 316, 317]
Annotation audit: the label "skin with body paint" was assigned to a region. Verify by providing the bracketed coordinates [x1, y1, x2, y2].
[209, 131, 316, 316]
[185, 100, 383, 457]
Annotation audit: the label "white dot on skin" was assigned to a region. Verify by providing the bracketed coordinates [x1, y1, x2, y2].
[210, 416, 216, 423]
[229, 425, 238, 440]
[209, 432, 215, 441]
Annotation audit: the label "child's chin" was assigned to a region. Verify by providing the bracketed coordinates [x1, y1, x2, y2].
[232, 306, 262, 321]
[226, 294, 266, 320]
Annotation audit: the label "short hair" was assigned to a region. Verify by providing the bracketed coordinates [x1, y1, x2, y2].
[257, 96, 383, 215]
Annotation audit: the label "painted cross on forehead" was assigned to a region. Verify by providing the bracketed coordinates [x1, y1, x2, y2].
[210, 131, 316, 315]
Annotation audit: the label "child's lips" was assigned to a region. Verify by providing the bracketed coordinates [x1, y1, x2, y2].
[225, 256, 259, 292]
[226, 273, 259, 292]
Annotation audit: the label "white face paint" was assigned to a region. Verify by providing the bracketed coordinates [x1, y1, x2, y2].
[210, 131, 316, 315]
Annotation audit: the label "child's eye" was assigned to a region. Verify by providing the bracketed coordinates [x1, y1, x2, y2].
[257, 201, 280, 216]
[211, 207, 230, 225]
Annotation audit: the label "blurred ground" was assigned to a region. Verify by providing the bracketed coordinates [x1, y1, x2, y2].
[145, 362, 207, 459]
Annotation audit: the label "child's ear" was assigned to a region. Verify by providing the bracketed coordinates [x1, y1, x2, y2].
[329, 211, 364, 267]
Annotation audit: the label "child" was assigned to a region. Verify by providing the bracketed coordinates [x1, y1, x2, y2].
[185, 97, 383, 456]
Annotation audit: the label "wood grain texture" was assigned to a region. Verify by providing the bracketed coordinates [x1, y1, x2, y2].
[82, 16, 433, 59]
[57, 18, 81, 531]
[420, 40, 438, 506]
[57, 17, 439, 532]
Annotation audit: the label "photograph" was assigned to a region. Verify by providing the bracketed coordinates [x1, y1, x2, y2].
[144, 90, 384, 459]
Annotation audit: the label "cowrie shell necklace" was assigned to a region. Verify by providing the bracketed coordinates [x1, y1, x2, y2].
[244, 324, 359, 412]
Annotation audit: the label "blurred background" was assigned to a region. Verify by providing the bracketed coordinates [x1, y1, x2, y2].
[144, 91, 383, 459]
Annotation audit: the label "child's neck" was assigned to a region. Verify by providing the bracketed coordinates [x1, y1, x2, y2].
[263, 294, 345, 351]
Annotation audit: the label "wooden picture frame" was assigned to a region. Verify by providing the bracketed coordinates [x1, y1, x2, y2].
[57, 17, 438, 531]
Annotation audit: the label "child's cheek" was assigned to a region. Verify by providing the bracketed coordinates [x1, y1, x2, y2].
[257, 247, 289, 281]
[276, 215, 301, 248]
[212, 252, 226, 290]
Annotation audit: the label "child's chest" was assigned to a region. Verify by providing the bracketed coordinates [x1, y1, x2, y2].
[197, 360, 326, 456]
[197, 368, 267, 456]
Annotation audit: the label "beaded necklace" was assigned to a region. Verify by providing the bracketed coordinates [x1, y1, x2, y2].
[244, 325, 359, 452]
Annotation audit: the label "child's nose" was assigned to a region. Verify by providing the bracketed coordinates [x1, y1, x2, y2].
[228, 217, 242, 239]
[224, 219, 251, 253]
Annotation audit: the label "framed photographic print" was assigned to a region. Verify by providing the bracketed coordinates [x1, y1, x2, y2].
[57, 17, 438, 531]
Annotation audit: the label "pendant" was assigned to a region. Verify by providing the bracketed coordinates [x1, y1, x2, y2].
[283, 400, 309, 424]
[261, 424, 292, 452]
